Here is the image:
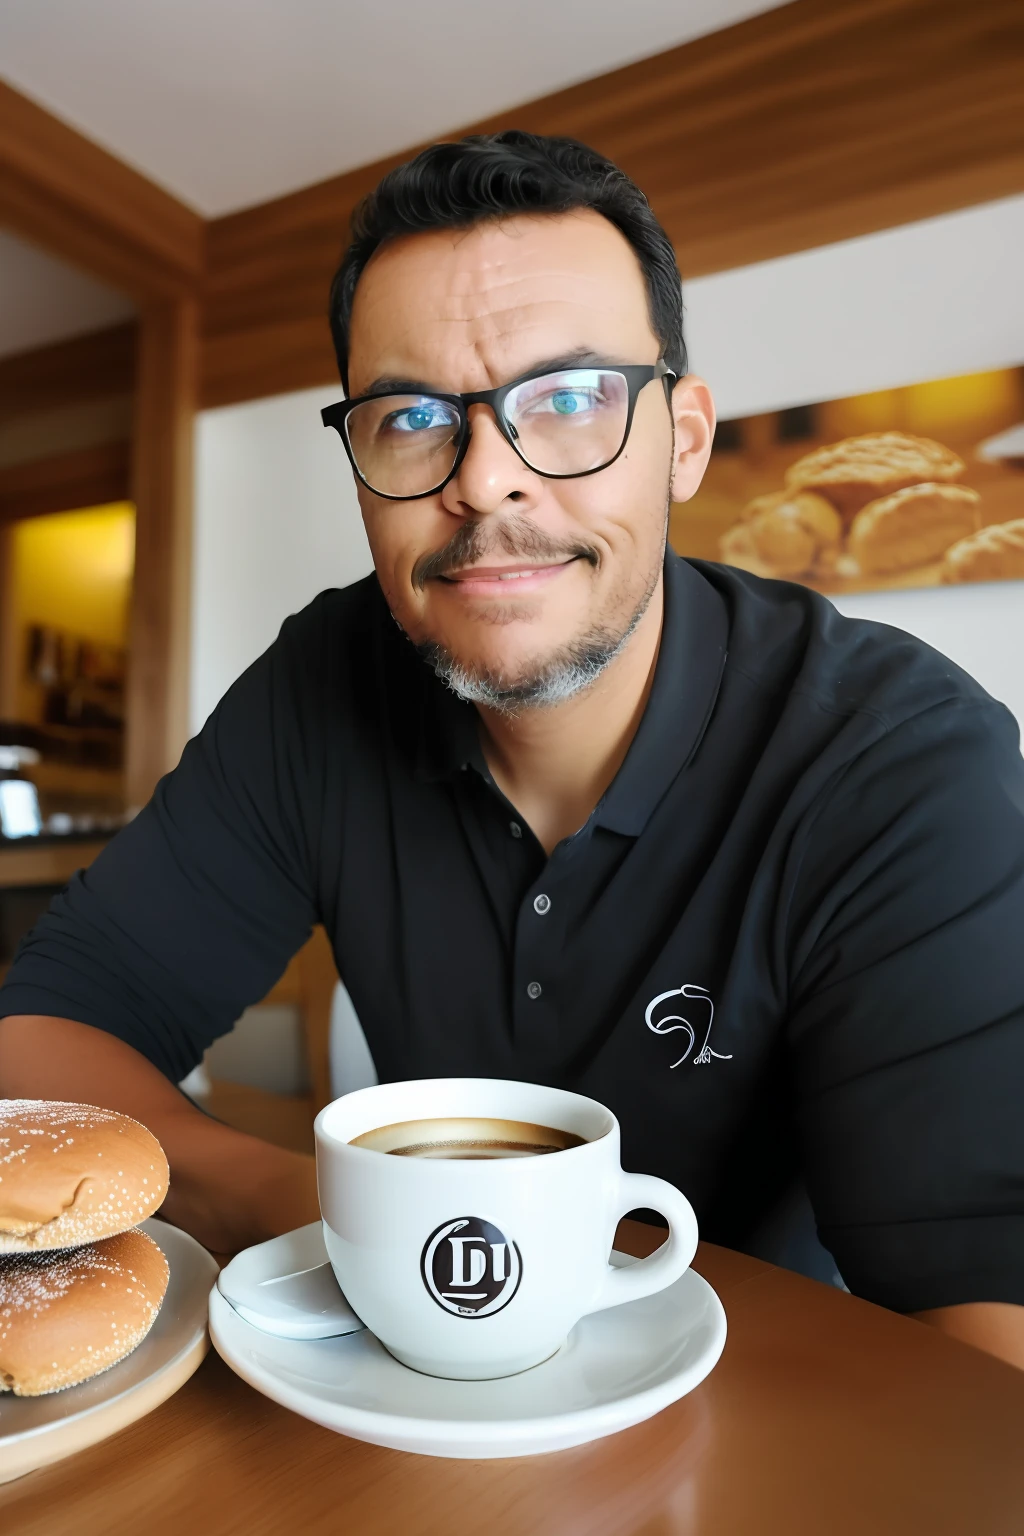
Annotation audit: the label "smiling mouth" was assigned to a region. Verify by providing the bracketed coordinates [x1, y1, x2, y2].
[441, 559, 579, 584]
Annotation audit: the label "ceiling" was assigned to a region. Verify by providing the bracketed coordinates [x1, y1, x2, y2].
[0, 0, 782, 216]
[0, 231, 135, 363]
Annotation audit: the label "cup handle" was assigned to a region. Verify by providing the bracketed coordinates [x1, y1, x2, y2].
[591, 1172, 699, 1314]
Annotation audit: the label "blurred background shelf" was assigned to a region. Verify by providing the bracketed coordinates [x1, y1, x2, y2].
[0, 837, 109, 889]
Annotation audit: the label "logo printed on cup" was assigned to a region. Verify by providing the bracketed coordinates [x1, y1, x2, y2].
[421, 1217, 523, 1317]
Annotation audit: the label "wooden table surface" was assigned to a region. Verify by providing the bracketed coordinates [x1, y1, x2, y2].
[3, 1220, 1024, 1536]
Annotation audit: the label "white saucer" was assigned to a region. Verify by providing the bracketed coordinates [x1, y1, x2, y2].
[209, 1225, 726, 1459]
[0, 1219, 217, 1483]
[217, 1223, 362, 1340]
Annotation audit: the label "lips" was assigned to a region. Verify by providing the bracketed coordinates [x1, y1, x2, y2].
[441, 559, 577, 584]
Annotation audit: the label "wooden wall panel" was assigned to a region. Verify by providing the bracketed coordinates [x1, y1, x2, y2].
[0, 82, 203, 300]
[0, 324, 137, 421]
[125, 300, 198, 805]
[0, 524, 16, 720]
[201, 0, 1024, 408]
[0, 440, 130, 525]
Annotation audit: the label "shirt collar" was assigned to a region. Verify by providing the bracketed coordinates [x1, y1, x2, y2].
[591, 550, 728, 836]
[413, 654, 484, 783]
[413, 550, 729, 828]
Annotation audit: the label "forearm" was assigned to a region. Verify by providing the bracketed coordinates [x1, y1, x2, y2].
[915, 1303, 1024, 1371]
[0, 1014, 319, 1254]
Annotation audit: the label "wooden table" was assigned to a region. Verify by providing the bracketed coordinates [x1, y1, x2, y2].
[3, 1222, 1024, 1536]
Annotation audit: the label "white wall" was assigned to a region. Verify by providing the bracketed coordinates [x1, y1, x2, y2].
[191, 386, 371, 733]
[191, 193, 1024, 736]
[684, 194, 1024, 419]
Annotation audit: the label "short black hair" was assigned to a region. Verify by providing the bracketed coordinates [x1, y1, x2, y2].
[329, 130, 685, 395]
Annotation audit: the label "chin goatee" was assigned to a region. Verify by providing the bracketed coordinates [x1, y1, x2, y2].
[414, 564, 658, 716]
[415, 624, 635, 716]
[404, 476, 671, 715]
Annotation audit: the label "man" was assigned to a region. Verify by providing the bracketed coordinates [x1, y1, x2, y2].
[2, 133, 1023, 1366]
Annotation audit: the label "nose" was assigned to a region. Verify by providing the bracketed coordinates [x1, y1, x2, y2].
[440, 403, 540, 519]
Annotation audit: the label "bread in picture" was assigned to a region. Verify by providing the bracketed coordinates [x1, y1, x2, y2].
[0, 1101, 169, 1252]
[718, 521, 761, 573]
[847, 482, 981, 574]
[0, 1227, 169, 1396]
[784, 432, 965, 520]
[941, 518, 1024, 583]
[743, 490, 842, 578]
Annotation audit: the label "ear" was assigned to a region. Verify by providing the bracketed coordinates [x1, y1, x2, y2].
[668, 376, 716, 504]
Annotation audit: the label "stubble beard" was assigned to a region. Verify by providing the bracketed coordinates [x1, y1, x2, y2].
[409, 496, 669, 718]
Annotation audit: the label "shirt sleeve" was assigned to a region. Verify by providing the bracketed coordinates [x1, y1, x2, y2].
[786, 695, 1024, 1313]
[0, 607, 327, 1084]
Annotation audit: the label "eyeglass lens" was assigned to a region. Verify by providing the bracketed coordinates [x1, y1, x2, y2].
[344, 368, 631, 496]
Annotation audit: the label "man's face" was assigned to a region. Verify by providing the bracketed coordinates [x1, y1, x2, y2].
[345, 210, 714, 705]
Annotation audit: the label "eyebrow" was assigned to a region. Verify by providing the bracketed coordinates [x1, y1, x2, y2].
[359, 349, 619, 398]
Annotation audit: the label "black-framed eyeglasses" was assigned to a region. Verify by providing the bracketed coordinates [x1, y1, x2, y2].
[320, 360, 675, 501]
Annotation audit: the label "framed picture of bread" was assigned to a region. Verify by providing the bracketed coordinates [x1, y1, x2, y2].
[670, 364, 1024, 593]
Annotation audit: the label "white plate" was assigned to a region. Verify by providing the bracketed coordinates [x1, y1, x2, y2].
[209, 1228, 726, 1459]
[0, 1219, 217, 1484]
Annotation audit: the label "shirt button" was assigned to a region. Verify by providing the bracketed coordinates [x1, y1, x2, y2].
[510, 821, 523, 839]
[526, 981, 542, 1001]
[533, 893, 551, 915]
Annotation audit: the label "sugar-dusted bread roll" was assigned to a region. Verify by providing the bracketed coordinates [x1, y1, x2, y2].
[941, 518, 1024, 583]
[784, 432, 965, 520]
[847, 482, 981, 574]
[0, 1102, 169, 1252]
[0, 1227, 169, 1396]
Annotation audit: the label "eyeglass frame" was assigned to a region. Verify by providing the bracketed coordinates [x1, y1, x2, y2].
[320, 359, 677, 502]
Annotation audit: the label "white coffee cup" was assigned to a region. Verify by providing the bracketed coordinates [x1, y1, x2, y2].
[314, 1077, 699, 1380]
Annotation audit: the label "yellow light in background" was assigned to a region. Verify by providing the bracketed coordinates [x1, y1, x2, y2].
[817, 368, 1023, 444]
[818, 389, 904, 439]
[902, 370, 1022, 435]
[12, 502, 135, 646]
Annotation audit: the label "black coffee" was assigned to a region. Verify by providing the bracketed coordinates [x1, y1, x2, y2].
[350, 1116, 586, 1160]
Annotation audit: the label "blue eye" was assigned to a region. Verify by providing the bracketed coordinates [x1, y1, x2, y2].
[551, 390, 581, 415]
[381, 400, 458, 435]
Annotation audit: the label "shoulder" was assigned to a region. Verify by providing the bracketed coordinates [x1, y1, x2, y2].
[264, 573, 414, 702]
[198, 573, 403, 745]
[689, 558, 1011, 739]
[274, 573, 388, 656]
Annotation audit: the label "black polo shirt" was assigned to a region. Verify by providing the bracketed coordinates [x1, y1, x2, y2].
[3, 552, 1024, 1314]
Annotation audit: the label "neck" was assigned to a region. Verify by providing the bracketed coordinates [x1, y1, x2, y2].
[476, 577, 665, 855]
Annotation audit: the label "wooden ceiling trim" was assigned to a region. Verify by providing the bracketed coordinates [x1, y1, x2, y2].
[202, 317, 338, 413]
[201, 0, 1024, 408]
[0, 439, 131, 525]
[0, 323, 137, 422]
[0, 83, 203, 299]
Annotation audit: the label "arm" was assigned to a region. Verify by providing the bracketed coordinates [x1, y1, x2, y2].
[786, 697, 1024, 1344]
[0, 599, 337, 1250]
[915, 1304, 1024, 1371]
[0, 1014, 320, 1253]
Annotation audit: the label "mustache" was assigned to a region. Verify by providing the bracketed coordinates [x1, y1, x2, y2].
[412, 515, 599, 589]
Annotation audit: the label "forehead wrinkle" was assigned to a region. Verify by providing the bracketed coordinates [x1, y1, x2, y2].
[439, 256, 639, 325]
[348, 213, 655, 394]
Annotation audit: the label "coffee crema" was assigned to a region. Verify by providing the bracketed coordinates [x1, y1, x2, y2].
[350, 1116, 586, 1160]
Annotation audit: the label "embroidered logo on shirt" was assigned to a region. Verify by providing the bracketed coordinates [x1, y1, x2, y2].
[645, 984, 732, 1067]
